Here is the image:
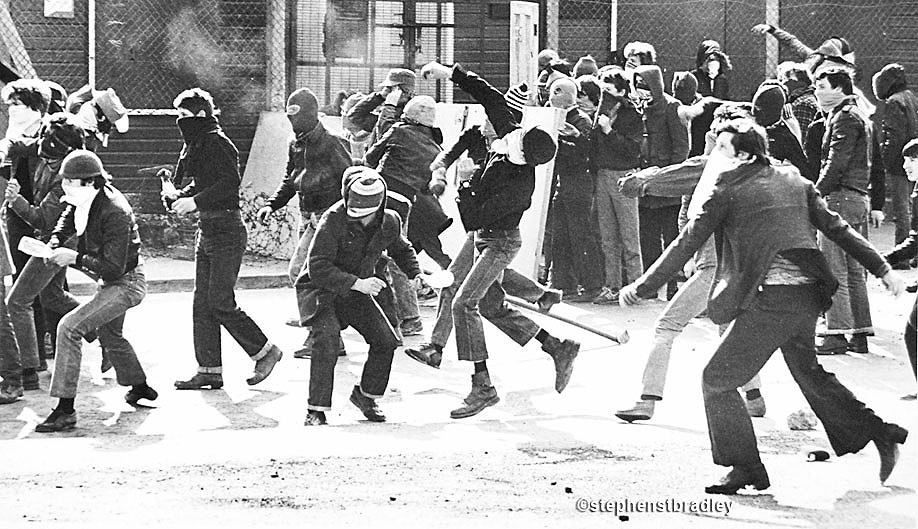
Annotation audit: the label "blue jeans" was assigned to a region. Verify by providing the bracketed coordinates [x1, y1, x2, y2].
[7, 256, 80, 374]
[193, 210, 272, 374]
[288, 209, 324, 285]
[452, 229, 540, 362]
[307, 289, 400, 410]
[431, 232, 546, 348]
[50, 268, 148, 398]
[818, 190, 873, 335]
[0, 282, 22, 387]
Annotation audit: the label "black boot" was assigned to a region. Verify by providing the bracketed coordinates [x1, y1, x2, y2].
[450, 371, 500, 419]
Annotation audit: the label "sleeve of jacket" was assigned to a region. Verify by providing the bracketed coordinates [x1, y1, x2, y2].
[768, 26, 815, 60]
[48, 204, 77, 249]
[451, 64, 518, 138]
[881, 99, 910, 175]
[8, 184, 66, 234]
[376, 104, 400, 138]
[640, 156, 707, 197]
[180, 135, 240, 208]
[266, 139, 299, 211]
[816, 111, 859, 196]
[387, 224, 421, 280]
[596, 106, 643, 159]
[806, 182, 891, 278]
[365, 124, 396, 168]
[438, 128, 476, 169]
[869, 134, 886, 211]
[667, 103, 690, 164]
[633, 182, 725, 296]
[76, 209, 133, 282]
[306, 213, 359, 294]
[347, 93, 385, 130]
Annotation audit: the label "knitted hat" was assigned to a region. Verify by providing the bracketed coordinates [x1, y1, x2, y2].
[402, 95, 436, 127]
[548, 77, 578, 108]
[60, 149, 105, 180]
[752, 83, 786, 127]
[379, 68, 416, 92]
[504, 82, 531, 114]
[573, 55, 599, 78]
[346, 170, 386, 217]
[286, 87, 319, 133]
[672, 71, 698, 105]
[94, 88, 129, 133]
[522, 127, 557, 166]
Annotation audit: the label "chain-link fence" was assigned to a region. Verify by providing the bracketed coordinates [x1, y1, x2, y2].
[554, 0, 913, 104]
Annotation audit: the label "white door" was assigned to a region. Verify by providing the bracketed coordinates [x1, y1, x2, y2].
[509, 1, 538, 91]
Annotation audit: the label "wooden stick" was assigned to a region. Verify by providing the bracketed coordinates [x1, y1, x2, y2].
[506, 296, 630, 345]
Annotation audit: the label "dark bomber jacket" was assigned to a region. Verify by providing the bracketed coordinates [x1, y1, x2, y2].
[50, 184, 141, 283]
[266, 124, 352, 213]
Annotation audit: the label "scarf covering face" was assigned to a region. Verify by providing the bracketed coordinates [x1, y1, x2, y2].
[490, 128, 526, 165]
[814, 85, 846, 113]
[6, 105, 42, 139]
[687, 150, 743, 220]
[61, 181, 98, 236]
[176, 115, 220, 143]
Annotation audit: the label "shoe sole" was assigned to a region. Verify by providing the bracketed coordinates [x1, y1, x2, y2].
[615, 412, 652, 423]
[450, 395, 500, 419]
[35, 422, 76, 433]
[404, 350, 441, 369]
[174, 382, 223, 390]
[704, 479, 770, 495]
[349, 394, 386, 422]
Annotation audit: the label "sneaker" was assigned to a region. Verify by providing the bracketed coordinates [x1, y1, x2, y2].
[615, 400, 656, 422]
[247, 345, 283, 386]
[35, 409, 77, 432]
[349, 385, 386, 422]
[125, 385, 159, 406]
[304, 410, 327, 426]
[399, 318, 424, 337]
[174, 373, 224, 390]
[22, 371, 40, 391]
[536, 288, 563, 311]
[745, 396, 766, 418]
[0, 384, 24, 405]
[816, 335, 848, 355]
[540, 336, 580, 393]
[592, 287, 620, 305]
[404, 343, 442, 369]
[450, 371, 500, 419]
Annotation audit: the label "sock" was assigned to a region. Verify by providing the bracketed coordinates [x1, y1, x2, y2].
[22, 367, 36, 377]
[534, 329, 550, 344]
[745, 389, 762, 401]
[474, 361, 487, 374]
[55, 398, 75, 414]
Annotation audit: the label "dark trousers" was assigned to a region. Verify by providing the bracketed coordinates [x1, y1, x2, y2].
[549, 194, 604, 292]
[307, 289, 400, 410]
[703, 284, 886, 468]
[638, 204, 681, 270]
[192, 211, 270, 373]
[907, 293, 917, 379]
[6, 215, 48, 359]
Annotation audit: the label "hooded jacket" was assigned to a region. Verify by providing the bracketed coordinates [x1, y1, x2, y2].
[294, 171, 419, 325]
[364, 120, 443, 200]
[171, 116, 240, 212]
[873, 64, 918, 177]
[692, 41, 730, 100]
[266, 122, 351, 214]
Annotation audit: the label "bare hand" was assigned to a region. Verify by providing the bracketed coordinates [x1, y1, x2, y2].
[420, 62, 451, 81]
[881, 270, 906, 297]
[618, 284, 642, 307]
[352, 276, 386, 296]
[161, 188, 179, 201]
[4, 179, 20, 201]
[683, 259, 697, 279]
[172, 197, 197, 215]
[409, 276, 423, 291]
[256, 206, 273, 223]
[751, 23, 772, 35]
[157, 168, 173, 183]
[596, 114, 612, 133]
[384, 87, 403, 106]
[870, 210, 885, 228]
[48, 247, 78, 267]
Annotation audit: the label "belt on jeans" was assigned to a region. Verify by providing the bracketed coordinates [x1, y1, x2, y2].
[476, 227, 519, 237]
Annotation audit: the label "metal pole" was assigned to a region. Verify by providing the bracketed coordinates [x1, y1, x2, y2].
[505, 296, 630, 345]
[88, 0, 96, 87]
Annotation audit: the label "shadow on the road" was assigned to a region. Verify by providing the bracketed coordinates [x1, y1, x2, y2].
[726, 486, 915, 528]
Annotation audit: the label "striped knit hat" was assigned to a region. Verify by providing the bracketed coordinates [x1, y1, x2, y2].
[504, 83, 531, 115]
[345, 169, 386, 218]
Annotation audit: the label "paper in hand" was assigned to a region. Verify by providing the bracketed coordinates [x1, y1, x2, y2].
[18, 237, 52, 259]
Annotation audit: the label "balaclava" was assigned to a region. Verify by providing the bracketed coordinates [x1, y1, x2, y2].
[287, 88, 319, 134]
